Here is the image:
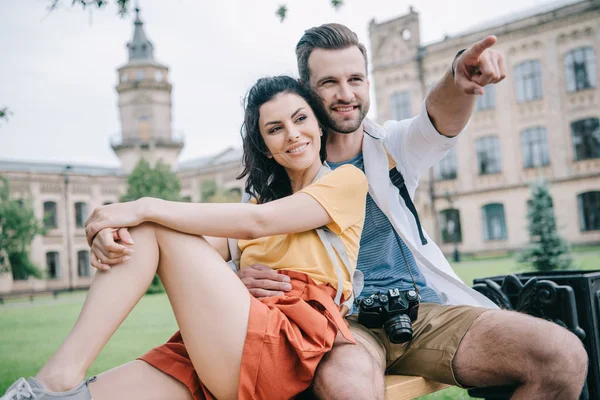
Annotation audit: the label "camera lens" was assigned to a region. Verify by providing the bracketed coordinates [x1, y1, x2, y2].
[384, 314, 413, 344]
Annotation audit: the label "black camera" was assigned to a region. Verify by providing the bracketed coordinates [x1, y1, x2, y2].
[357, 288, 420, 344]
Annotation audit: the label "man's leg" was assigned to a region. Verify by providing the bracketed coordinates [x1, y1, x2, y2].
[453, 309, 588, 400]
[312, 321, 387, 400]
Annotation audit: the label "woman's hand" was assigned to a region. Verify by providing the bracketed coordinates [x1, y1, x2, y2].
[90, 228, 135, 271]
[85, 199, 150, 246]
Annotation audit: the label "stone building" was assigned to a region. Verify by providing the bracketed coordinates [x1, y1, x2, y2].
[369, 0, 600, 255]
[0, 9, 244, 294]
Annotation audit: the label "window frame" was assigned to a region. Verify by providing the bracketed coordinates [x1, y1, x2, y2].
[390, 91, 412, 121]
[520, 126, 550, 168]
[578, 191, 600, 232]
[571, 118, 600, 161]
[476, 136, 502, 175]
[482, 203, 508, 241]
[564, 47, 596, 92]
[46, 251, 60, 279]
[514, 60, 543, 103]
[439, 208, 463, 244]
[43, 201, 58, 229]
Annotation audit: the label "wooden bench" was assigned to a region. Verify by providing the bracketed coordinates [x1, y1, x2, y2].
[385, 375, 450, 399]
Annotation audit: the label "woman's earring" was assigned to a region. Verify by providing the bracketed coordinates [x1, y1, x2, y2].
[320, 128, 324, 137]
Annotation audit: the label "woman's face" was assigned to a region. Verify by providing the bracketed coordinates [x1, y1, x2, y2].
[258, 92, 322, 173]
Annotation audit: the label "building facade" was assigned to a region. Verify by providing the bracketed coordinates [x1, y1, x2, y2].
[369, 0, 600, 255]
[0, 9, 244, 294]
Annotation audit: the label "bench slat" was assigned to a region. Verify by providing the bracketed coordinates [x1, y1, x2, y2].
[385, 375, 450, 400]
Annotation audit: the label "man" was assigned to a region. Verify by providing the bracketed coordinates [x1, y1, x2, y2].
[238, 23, 588, 399]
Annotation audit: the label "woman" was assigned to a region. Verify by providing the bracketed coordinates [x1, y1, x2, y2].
[1, 76, 367, 400]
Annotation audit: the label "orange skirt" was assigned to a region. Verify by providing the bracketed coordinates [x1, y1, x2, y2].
[139, 270, 355, 400]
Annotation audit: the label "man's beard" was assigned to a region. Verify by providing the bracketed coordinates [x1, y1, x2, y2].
[322, 101, 369, 134]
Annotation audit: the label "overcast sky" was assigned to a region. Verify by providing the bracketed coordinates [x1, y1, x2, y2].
[0, 0, 566, 167]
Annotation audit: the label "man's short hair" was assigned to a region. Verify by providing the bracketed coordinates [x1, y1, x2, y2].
[296, 23, 368, 84]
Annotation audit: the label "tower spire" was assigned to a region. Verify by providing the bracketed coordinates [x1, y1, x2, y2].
[127, 5, 154, 61]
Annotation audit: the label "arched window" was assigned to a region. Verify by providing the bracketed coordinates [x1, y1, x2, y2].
[46, 251, 60, 279]
[482, 203, 507, 241]
[564, 47, 596, 92]
[514, 60, 543, 103]
[43, 201, 58, 229]
[520, 127, 550, 168]
[578, 191, 600, 231]
[391, 91, 412, 120]
[78, 250, 90, 277]
[439, 209, 462, 243]
[435, 147, 458, 180]
[74, 202, 87, 228]
[571, 118, 600, 160]
[476, 136, 502, 175]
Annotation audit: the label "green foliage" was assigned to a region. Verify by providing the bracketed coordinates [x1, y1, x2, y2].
[49, 0, 344, 22]
[0, 107, 11, 125]
[518, 180, 573, 272]
[120, 159, 181, 293]
[200, 180, 241, 203]
[121, 159, 181, 202]
[0, 178, 45, 280]
[49, 0, 130, 16]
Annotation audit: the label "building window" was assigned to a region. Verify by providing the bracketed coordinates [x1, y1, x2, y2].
[475, 84, 496, 111]
[391, 91, 412, 120]
[514, 60, 543, 103]
[43, 201, 58, 229]
[155, 70, 163, 82]
[75, 202, 87, 228]
[565, 47, 596, 92]
[78, 250, 90, 277]
[571, 118, 600, 161]
[435, 147, 458, 180]
[46, 251, 60, 279]
[120, 73, 128, 83]
[440, 209, 462, 244]
[136, 69, 144, 81]
[482, 203, 507, 241]
[476, 136, 502, 175]
[578, 191, 600, 231]
[520, 127, 550, 168]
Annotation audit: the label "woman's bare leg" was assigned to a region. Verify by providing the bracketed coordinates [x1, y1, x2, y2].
[36, 223, 251, 400]
[89, 361, 193, 400]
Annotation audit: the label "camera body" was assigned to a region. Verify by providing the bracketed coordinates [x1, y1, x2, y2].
[357, 288, 420, 344]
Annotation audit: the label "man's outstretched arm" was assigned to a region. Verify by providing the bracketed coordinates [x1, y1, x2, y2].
[427, 35, 506, 137]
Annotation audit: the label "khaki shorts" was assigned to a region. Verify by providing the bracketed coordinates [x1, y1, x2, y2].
[348, 303, 488, 387]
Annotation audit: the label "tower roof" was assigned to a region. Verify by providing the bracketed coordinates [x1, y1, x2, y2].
[126, 8, 154, 62]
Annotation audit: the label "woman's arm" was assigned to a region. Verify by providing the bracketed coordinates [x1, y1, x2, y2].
[85, 193, 332, 244]
[142, 194, 332, 240]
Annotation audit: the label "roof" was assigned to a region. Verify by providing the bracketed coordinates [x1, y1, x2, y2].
[127, 8, 155, 62]
[177, 147, 243, 171]
[0, 159, 122, 176]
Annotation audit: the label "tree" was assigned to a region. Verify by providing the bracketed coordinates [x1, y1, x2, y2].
[0, 107, 11, 125]
[49, 0, 344, 22]
[120, 158, 181, 293]
[121, 158, 181, 202]
[200, 179, 242, 203]
[0, 178, 45, 280]
[518, 180, 573, 272]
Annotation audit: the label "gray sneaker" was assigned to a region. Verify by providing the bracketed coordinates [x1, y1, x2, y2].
[1, 377, 96, 400]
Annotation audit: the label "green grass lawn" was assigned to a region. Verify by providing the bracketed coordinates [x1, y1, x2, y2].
[1, 247, 598, 398]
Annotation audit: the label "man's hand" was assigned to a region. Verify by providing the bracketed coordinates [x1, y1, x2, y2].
[453, 35, 506, 95]
[238, 264, 292, 298]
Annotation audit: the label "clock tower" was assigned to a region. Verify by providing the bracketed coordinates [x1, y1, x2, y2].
[112, 7, 183, 173]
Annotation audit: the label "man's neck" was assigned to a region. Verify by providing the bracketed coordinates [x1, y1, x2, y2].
[325, 124, 364, 163]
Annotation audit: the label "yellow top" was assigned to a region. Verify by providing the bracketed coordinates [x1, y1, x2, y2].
[239, 165, 368, 299]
